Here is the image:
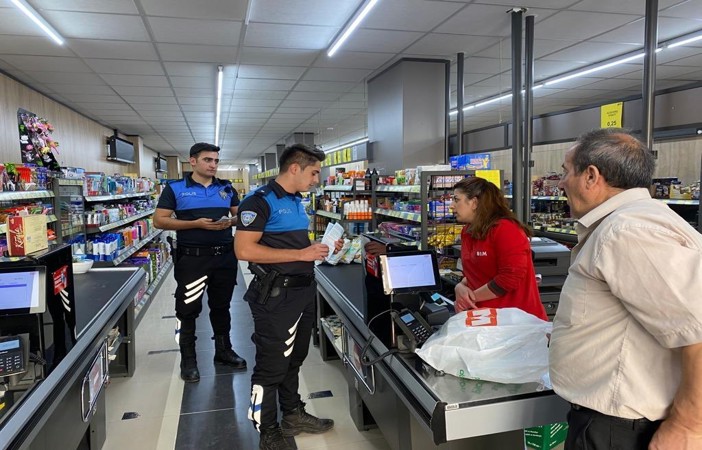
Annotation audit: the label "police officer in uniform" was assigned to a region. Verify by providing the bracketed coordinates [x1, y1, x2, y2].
[154, 143, 246, 383]
[235, 144, 341, 450]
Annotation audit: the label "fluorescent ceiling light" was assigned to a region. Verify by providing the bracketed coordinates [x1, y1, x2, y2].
[327, 0, 379, 57]
[244, 0, 254, 25]
[11, 0, 64, 45]
[667, 33, 702, 48]
[323, 137, 369, 154]
[544, 53, 645, 86]
[214, 65, 223, 147]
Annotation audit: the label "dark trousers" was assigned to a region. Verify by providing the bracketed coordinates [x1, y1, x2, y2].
[565, 405, 662, 450]
[174, 250, 238, 344]
[246, 283, 316, 430]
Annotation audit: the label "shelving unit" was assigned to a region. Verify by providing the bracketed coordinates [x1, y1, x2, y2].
[371, 170, 474, 251]
[0, 190, 54, 201]
[134, 258, 173, 327]
[84, 191, 154, 202]
[86, 209, 155, 234]
[95, 229, 163, 267]
[315, 179, 374, 237]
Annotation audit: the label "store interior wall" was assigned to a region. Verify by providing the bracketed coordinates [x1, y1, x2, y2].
[0, 72, 164, 177]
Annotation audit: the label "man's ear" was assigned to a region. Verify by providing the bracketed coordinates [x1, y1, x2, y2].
[585, 164, 601, 187]
[289, 163, 300, 175]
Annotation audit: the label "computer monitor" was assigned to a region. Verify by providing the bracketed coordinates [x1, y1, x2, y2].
[379, 250, 441, 295]
[0, 265, 47, 316]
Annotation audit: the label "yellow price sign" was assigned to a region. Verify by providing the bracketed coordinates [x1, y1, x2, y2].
[475, 170, 502, 188]
[601, 102, 623, 128]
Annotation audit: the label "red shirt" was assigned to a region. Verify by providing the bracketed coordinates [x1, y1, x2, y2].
[460, 219, 547, 321]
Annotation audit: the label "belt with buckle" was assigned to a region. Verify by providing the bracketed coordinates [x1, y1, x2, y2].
[271, 274, 315, 288]
[178, 245, 230, 256]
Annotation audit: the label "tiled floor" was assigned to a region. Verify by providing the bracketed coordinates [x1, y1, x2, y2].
[103, 262, 390, 450]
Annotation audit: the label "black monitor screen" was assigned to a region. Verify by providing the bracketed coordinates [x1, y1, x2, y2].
[0, 266, 46, 315]
[379, 251, 441, 295]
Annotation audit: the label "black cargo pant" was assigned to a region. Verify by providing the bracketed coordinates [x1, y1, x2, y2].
[174, 249, 238, 345]
[565, 405, 662, 450]
[245, 281, 316, 431]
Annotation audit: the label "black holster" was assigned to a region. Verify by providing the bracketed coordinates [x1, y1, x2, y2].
[247, 263, 279, 305]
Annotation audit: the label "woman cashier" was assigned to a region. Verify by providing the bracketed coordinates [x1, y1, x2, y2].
[452, 177, 547, 320]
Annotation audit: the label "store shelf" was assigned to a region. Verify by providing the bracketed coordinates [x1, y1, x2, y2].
[374, 208, 422, 223]
[86, 209, 155, 233]
[660, 198, 699, 206]
[134, 259, 173, 327]
[84, 191, 154, 202]
[98, 229, 163, 267]
[62, 224, 85, 236]
[0, 190, 54, 201]
[323, 185, 354, 192]
[0, 214, 57, 234]
[316, 210, 342, 220]
[319, 317, 343, 357]
[57, 179, 83, 186]
[534, 196, 568, 201]
[375, 185, 421, 194]
[107, 333, 124, 361]
[544, 227, 577, 235]
[386, 229, 420, 243]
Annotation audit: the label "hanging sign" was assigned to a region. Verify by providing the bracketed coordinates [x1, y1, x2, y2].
[600, 102, 623, 128]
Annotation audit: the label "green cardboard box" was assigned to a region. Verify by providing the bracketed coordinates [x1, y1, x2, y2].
[524, 422, 568, 450]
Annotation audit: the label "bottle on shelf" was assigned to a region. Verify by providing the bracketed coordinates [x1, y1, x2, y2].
[364, 168, 372, 191]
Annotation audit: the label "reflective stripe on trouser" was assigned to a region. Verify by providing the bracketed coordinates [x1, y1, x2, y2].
[247, 283, 316, 430]
[173, 250, 238, 339]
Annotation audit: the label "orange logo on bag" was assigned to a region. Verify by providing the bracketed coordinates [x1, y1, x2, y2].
[465, 308, 498, 327]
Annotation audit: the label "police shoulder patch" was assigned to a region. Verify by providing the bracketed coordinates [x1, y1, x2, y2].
[240, 211, 257, 227]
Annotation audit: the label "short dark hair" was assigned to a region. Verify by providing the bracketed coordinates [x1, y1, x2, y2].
[279, 144, 325, 172]
[190, 142, 220, 158]
[453, 176, 532, 240]
[571, 129, 655, 189]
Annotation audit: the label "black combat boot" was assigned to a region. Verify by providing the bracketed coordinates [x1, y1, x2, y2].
[179, 341, 199, 383]
[280, 402, 334, 436]
[259, 426, 295, 450]
[213, 335, 247, 369]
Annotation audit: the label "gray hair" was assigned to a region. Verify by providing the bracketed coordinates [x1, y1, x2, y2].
[571, 128, 655, 189]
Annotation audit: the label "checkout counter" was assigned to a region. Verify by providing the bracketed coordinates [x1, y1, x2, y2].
[314, 238, 570, 449]
[0, 244, 149, 450]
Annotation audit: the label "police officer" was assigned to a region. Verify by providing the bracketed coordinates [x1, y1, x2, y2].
[235, 144, 341, 450]
[154, 142, 246, 383]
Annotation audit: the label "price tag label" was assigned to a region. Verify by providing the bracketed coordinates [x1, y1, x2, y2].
[601, 102, 623, 128]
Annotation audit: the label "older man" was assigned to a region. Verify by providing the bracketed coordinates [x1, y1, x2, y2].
[549, 128, 702, 450]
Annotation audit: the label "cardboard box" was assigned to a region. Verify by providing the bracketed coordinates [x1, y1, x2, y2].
[7, 214, 48, 256]
[524, 422, 568, 450]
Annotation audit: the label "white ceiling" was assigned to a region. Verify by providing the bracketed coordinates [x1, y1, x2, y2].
[0, 0, 701, 164]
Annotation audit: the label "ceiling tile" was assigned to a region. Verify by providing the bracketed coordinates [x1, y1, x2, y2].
[0, 55, 91, 72]
[141, 0, 246, 20]
[130, 103, 181, 111]
[280, 100, 335, 109]
[0, 8, 46, 37]
[303, 67, 371, 82]
[33, 0, 139, 13]
[0, 35, 73, 56]
[295, 80, 357, 93]
[44, 11, 149, 41]
[27, 71, 106, 85]
[148, 17, 242, 46]
[405, 33, 497, 56]
[228, 98, 281, 107]
[101, 74, 170, 87]
[123, 96, 177, 105]
[245, 23, 338, 50]
[238, 65, 307, 80]
[313, 51, 394, 70]
[163, 62, 218, 78]
[535, 10, 639, 41]
[572, 0, 680, 15]
[592, 17, 702, 45]
[84, 59, 165, 76]
[363, 0, 463, 32]
[113, 86, 174, 96]
[539, 41, 641, 64]
[44, 84, 113, 95]
[251, 0, 360, 26]
[235, 78, 297, 91]
[157, 43, 237, 63]
[170, 76, 214, 89]
[239, 47, 318, 66]
[68, 39, 158, 60]
[345, 29, 423, 53]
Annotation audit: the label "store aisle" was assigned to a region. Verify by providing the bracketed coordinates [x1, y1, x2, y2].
[103, 263, 390, 450]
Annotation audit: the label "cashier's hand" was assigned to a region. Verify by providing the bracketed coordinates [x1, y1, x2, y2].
[195, 217, 232, 231]
[333, 238, 344, 254]
[300, 243, 330, 262]
[454, 282, 478, 312]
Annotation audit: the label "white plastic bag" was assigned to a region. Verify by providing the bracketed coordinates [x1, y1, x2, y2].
[415, 308, 552, 385]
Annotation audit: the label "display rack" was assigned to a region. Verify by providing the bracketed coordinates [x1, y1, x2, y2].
[86, 209, 155, 234]
[53, 178, 86, 247]
[0, 189, 57, 238]
[314, 179, 374, 237]
[95, 229, 163, 267]
[134, 258, 173, 327]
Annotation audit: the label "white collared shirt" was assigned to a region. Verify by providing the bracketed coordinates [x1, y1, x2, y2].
[550, 188, 702, 420]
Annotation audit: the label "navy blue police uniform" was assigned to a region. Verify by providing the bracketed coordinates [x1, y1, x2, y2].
[157, 174, 239, 348]
[237, 180, 318, 432]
